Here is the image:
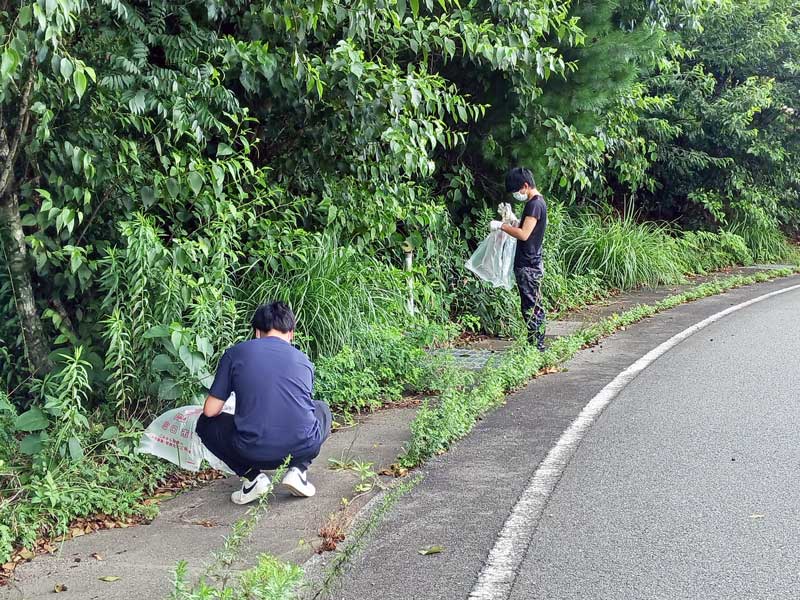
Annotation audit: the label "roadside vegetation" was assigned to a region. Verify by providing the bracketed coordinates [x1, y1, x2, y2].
[1, 0, 799, 572]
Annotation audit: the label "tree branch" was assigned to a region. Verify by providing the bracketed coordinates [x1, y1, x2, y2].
[0, 58, 36, 199]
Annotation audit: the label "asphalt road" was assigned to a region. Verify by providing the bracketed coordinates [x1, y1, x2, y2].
[330, 276, 800, 600]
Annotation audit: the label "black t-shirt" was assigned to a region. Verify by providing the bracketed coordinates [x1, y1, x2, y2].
[209, 337, 322, 461]
[514, 194, 547, 269]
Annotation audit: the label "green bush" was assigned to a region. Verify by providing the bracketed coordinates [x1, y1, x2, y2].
[315, 322, 456, 416]
[0, 351, 167, 563]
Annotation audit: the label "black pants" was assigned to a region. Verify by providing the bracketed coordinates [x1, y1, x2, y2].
[514, 265, 546, 349]
[196, 401, 332, 479]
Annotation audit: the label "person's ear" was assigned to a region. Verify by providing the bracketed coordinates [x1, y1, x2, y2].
[254, 329, 261, 339]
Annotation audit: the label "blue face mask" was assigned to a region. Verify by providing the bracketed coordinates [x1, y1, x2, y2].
[513, 191, 527, 202]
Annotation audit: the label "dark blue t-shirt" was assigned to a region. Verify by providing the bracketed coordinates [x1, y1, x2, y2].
[209, 337, 322, 461]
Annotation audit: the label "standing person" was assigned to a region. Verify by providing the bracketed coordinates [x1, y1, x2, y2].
[196, 301, 332, 505]
[490, 167, 548, 350]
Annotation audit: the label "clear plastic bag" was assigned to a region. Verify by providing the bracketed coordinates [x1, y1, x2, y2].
[465, 203, 518, 290]
[136, 395, 236, 474]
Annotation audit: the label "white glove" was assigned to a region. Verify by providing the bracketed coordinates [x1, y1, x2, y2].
[489, 220, 503, 232]
[498, 203, 519, 225]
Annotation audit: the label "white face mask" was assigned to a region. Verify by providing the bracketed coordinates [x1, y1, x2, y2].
[513, 191, 527, 202]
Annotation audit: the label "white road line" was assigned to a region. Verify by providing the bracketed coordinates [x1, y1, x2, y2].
[469, 281, 800, 600]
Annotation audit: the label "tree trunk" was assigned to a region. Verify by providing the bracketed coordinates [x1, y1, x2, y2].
[0, 64, 53, 376]
[0, 193, 53, 375]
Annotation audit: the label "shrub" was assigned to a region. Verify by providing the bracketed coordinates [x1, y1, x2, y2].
[314, 321, 458, 416]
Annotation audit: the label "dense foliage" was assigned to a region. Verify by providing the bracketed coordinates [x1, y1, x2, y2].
[0, 0, 798, 565]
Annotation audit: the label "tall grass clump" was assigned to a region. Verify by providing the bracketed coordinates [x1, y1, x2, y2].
[244, 234, 407, 358]
[676, 230, 753, 274]
[561, 210, 684, 289]
[729, 212, 794, 263]
[541, 202, 606, 315]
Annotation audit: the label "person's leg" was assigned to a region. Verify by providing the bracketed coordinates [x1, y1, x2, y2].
[515, 267, 539, 347]
[196, 413, 251, 476]
[196, 414, 270, 504]
[282, 401, 333, 497]
[290, 401, 332, 470]
[529, 269, 546, 351]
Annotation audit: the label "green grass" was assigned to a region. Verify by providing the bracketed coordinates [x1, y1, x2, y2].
[242, 235, 406, 359]
[560, 211, 685, 290]
[169, 464, 303, 600]
[399, 267, 800, 467]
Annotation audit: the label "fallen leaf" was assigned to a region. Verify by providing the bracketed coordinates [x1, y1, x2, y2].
[99, 576, 121, 582]
[70, 528, 85, 538]
[379, 463, 409, 478]
[91, 553, 104, 561]
[750, 514, 766, 519]
[54, 583, 68, 593]
[18, 548, 35, 560]
[418, 545, 444, 555]
[194, 519, 216, 528]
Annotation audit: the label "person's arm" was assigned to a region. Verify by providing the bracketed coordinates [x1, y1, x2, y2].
[203, 395, 226, 417]
[204, 351, 233, 418]
[501, 216, 537, 241]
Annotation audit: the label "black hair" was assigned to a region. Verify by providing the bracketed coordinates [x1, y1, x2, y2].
[505, 167, 536, 193]
[251, 301, 296, 334]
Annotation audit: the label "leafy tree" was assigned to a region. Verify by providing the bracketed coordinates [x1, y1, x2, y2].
[641, 0, 800, 257]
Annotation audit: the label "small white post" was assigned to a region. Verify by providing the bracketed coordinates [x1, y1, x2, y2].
[404, 249, 415, 315]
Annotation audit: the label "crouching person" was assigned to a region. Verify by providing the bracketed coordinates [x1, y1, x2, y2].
[197, 301, 332, 505]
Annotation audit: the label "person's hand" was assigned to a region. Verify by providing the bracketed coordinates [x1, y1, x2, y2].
[490, 220, 503, 232]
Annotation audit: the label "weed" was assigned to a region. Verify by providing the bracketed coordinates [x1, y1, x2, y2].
[170, 463, 303, 600]
[399, 267, 800, 468]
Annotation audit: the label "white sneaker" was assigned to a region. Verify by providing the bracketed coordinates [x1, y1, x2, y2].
[230, 473, 271, 505]
[281, 467, 316, 497]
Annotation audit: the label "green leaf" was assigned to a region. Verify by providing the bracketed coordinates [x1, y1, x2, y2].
[396, 0, 406, 19]
[152, 353, 175, 372]
[418, 545, 444, 555]
[68, 437, 84, 461]
[199, 372, 214, 388]
[157, 379, 182, 401]
[14, 407, 49, 432]
[100, 426, 120, 441]
[60, 58, 74, 81]
[166, 177, 180, 199]
[410, 0, 419, 18]
[73, 70, 87, 100]
[18, 5, 32, 26]
[143, 325, 170, 339]
[195, 336, 214, 360]
[19, 433, 44, 456]
[216, 143, 234, 157]
[179, 346, 205, 375]
[1, 48, 21, 81]
[140, 186, 155, 208]
[21, 214, 38, 227]
[70, 251, 82, 274]
[327, 204, 339, 225]
[188, 172, 204, 195]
